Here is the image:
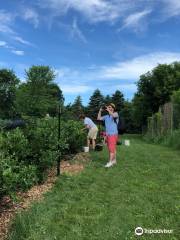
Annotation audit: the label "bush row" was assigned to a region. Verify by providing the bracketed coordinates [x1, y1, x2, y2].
[0, 118, 86, 199]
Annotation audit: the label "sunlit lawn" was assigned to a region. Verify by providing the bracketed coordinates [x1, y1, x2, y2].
[8, 135, 180, 240]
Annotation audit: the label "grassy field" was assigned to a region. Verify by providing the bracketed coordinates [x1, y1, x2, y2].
[8, 135, 180, 240]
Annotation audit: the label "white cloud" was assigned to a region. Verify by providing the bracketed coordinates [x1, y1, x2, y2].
[55, 67, 80, 81]
[0, 10, 34, 51]
[162, 0, 180, 18]
[55, 51, 180, 100]
[61, 84, 93, 94]
[71, 18, 87, 43]
[37, 0, 180, 29]
[38, 0, 133, 23]
[0, 41, 7, 47]
[55, 52, 180, 92]
[22, 8, 39, 28]
[120, 9, 152, 31]
[11, 50, 25, 56]
[99, 52, 180, 80]
[115, 83, 137, 92]
[13, 36, 34, 46]
[0, 10, 14, 34]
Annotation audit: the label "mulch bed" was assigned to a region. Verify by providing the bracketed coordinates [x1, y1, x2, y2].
[0, 152, 91, 240]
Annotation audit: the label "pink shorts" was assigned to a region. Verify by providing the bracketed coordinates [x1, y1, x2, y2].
[106, 135, 118, 153]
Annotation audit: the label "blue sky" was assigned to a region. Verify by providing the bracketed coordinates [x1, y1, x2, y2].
[1, 0, 180, 105]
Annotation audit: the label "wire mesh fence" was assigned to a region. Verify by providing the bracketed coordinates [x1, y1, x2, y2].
[146, 102, 180, 138]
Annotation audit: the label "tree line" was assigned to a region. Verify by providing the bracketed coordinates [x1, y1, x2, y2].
[0, 62, 180, 133]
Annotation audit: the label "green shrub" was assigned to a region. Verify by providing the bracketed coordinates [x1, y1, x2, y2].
[0, 153, 37, 199]
[0, 117, 85, 199]
[0, 128, 29, 162]
[0, 119, 12, 130]
[63, 120, 86, 153]
[23, 117, 67, 181]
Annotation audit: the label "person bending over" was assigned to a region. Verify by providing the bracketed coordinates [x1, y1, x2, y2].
[97, 103, 119, 168]
[80, 114, 98, 150]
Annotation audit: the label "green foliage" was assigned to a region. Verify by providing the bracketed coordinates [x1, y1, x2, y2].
[0, 128, 29, 162]
[111, 90, 124, 112]
[0, 153, 38, 199]
[162, 129, 180, 150]
[0, 119, 12, 130]
[16, 65, 63, 117]
[172, 89, 180, 105]
[120, 101, 138, 133]
[87, 89, 104, 120]
[71, 95, 84, 120]
[172, 90, 180, 128]
[0, 68, 19, 119]
[144, 129, 180, 150]
[0, 129, 38, 199]
[144, 89, 180, 146]
[104, 94, 112, 105]
[8, 136, 180, 240]
[63, 120, 86, 153]
[133, 62, 180, 127]
[0, 117, 85, 199]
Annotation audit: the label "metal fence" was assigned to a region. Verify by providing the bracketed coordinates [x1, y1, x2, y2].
[147, 102, 180, 138]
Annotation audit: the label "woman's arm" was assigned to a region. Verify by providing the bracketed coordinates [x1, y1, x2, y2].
[97, 107, 103, 120]
[82, 125, 88, 130]
[107, 110, 118, 118]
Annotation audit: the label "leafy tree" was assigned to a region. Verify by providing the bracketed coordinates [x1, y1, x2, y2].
[132, 93, 146, 130]
[16, 65, 63, 117]
[111, 90, 124, 112]
[26, 65, 55, 85]
[134, 62, 180, 127]
[87, 89, 104, 120]
[0, 68, 19, 119]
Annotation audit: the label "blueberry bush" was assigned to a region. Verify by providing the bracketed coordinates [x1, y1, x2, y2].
[0, 118, 86, 199]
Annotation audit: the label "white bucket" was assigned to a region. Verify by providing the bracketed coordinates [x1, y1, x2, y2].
[84, 146, 89, 152]
[124, 140, 130, 146]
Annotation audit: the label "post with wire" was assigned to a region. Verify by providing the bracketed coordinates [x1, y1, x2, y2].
[57, 99, 63, 176]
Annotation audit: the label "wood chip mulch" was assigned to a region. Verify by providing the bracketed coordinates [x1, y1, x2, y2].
[0, 152, 91, 240]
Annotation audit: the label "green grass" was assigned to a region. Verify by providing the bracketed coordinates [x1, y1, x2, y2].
[8, 135, 180, 240]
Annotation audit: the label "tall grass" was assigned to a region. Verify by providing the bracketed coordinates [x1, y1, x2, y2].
[162, 129, 180, 150]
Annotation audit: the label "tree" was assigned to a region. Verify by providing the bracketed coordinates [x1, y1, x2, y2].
[118, 101, 133, 133]
[87, 89, 104, 120]
[71, 95, 84, 119]
[16, 65, 63, 117]
[111, 90, 124, 112]
[134, 62, 180, 127]
[0, 68, 19, 119]
[104, 94, 112, 105]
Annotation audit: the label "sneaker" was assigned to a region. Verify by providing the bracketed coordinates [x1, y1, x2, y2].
[112, 159, 117, 165]
[105, 161, 113, 168]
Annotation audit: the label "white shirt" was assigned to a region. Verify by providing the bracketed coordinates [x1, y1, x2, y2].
[84, 117, 97, 129]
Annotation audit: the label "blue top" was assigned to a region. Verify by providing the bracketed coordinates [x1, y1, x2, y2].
[102, 114, 118, 135]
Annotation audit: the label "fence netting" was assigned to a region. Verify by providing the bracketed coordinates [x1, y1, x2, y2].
[147, 102, 180, 138]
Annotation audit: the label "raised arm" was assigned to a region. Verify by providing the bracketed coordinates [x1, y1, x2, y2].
[107, 108, 118, 118]
[97, 107, 103, 120]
